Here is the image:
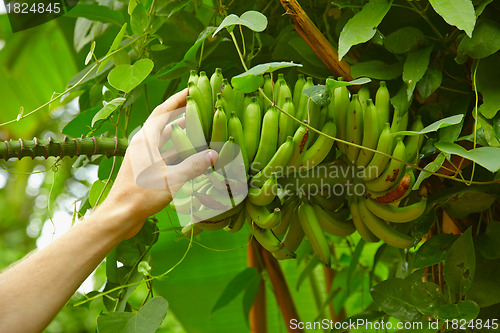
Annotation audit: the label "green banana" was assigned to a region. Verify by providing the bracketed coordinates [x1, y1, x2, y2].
[221, 78, 234, 113]
[188, 70, 199, 85]
[233, 88, 245, 120]
[365, 138, 406, 193]
[228, 111, 249, 171]
[246, 201, 281, 229]
[362, 123, 394, 182]
[367, 166, 415, 204]
[277, 78, 292, 109]
[298, 201, 331, 266]
[287, 125, 309, 170]
[214, 136, 236, 170]
[248, 173, 278, 206]
[345, 94, 364, 163]
[300, 120, 336, 170]
[272, 198, 299, 237]
[278, 96, 296, 146]
[224, 207, 246, 233]
[171, 123, 196, 159]
[293, 74, 306, 107]
[358, 198, 415, 248]
[248, 219, 281, 252]
[331, 78, 350, 154]
[391, 109, 409, 136]
[210, 68, 223, 105]
[312, 202, 355, 237]
[251, 136, 294, 187]
[295, 77, 314, 128]
[185, 96, 207, 151]
[279, 206, 304, 253]
[312, 194, 344, 212]
[306, 99, 322, 145]
[181, 222, 204, 238]
[404, 115, 424, 163]
[171, 195, 202, 215]
[210, 106, 228, 152]
[251, 106, 279, 174]
[197, 71, 213, 127]
[193, 202, 244, 223]
[364, 196, 427, 223]
[262, 74, 274, 108]
[188, 82, 209, 138]
[357, 86, 371, 111]
[243, 97, 262, 162]
[195, 217, 231, 231]
[375, 81, 390, 129]
[356, 99, 380, 168]
[350, 196, 379, 242]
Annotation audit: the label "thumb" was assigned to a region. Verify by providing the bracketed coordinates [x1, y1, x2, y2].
[173, 149, 219, 186]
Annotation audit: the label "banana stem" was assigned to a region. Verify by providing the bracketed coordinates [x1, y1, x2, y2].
[0, 136, 128, 160]
[324, 267, 346, 323]
[258, 243, 304, 333]
[248, 238, 267, 333]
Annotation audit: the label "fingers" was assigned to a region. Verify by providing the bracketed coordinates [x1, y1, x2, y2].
[145, 89, 188, 133]
[151, 88, 188, 118]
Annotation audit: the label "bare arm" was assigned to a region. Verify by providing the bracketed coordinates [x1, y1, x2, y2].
[0, 89, 217, 333]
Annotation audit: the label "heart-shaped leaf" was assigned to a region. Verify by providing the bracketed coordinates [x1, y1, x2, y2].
[91, 97, 126, 126]
[435, 142, 500, 172]
[108, 59, 154, 93]
[325, 77, 371, 90]
[231, 62, 302, 93]
[395, 115, 464, 136]
[212, 10, 267, 36]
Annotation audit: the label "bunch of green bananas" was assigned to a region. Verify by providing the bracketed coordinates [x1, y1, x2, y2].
[168, 69, 428, 266]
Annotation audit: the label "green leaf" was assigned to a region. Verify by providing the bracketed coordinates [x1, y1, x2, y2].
[156, 0, 192, 18]
[428, 0, 476, 37]
[403, 45, 433, 99]
[395, 115, 464, 136]
[476, 221, 500, 259]
[444, 227, 476, 295]
[242, 272, 262, 326]
[390, 84, 413, 117]
[211, 268, 259, 314]
[468, 257, 500, 307]
[478, 114, 500, 147]
[231, 62, 302, 93]
[384, 26, 426, 54]
[325, 77, 371, 90]
[370, 278, 422, 321]
[212, 10, 267, 36]
[97, 297, 168, 333]
[417, 68, 443, 101]
[89, 180, 113, 207]
[457, 18, 500, 60]
[338, 0, 392, 60]
[329, 311, 385, 333]
[91, 97, 126, 126]
[64, 4, 124, 26]
[410, 281, 446, 317]
[98, 23, 128, 73]
[297, 256, 321, 291]
[438, 300, 480, 321]
[347, 239, 365, 293]
[476, 53, 500, 118]
[435, 142, 500, 172]
[413, 153, 445, 190]
[351, 60, 403, 80]
[413, 233, 459, 269]
[108, 59, 154, 93]
[85, 41, 96, 65]
[131, 3, 149, 35]
[444, 190, 496, 219]
[302, 85, 331, 107]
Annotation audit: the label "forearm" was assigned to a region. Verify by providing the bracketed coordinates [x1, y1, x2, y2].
[0, 202, 135, 333]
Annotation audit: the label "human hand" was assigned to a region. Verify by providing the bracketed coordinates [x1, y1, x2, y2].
[98, 89, 218, 239]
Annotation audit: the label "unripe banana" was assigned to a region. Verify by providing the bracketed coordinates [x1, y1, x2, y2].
[185, 96, 207, 151]
[356, 99, 380, 168]
[300, 121, 336, 170]
[194, 202, 244, 223]
[350, 196, 379, 242]
[280, 206, 304, 253]
[312, 194, 344, 212]
[262, 74, 273, 109]
[181, 222, 204, 238]
[171, 195, 202, 215]
[224, 207, 246, 233]
[312, 202, 355, 237]
[210, 106, 228, 152]
[331, 78, 350, 154]
[233, 88, 245, 120]
[358, 198, 415, 249]
[195, 217, 231, 231]
[345, 94, 364, 163]
[367, 167, 415, 204]
[364, 196, 427, 223]
[362, 123, 394, 182]
[171, 123, 196, 159]
[277, 78, 292, 109]
[228, 111, 249, 171]
[246, 201, 281, 229]
[221, 78, 234, 113]
[293, 74, 306, 107]
[248, 219, 281, 252]
[365, 138, 406, 193]
[273, 198, 299, 237]
[248, 173, 278, 206]
[278, 97, 296, 146]
[251, 136, 294, 187]
[197, 71, 213, 122]
[287, 125, 309, 170]
[307, 98, 322, 145]
[243, 97, 262, 162]
[404, 115, 424, 163]
[357, 86, 371, 111]
[375, 81, 390, 129]
[188, 70, 199, 85]
[188, 82, 209, 138]
[214, 136, 236, 170]
[298, 201, 331, 266]
[210, 68, 223, 105]
[251, 106, 279, 174]
[295, 77, 314, 129]
[391, 109, 409, 136]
